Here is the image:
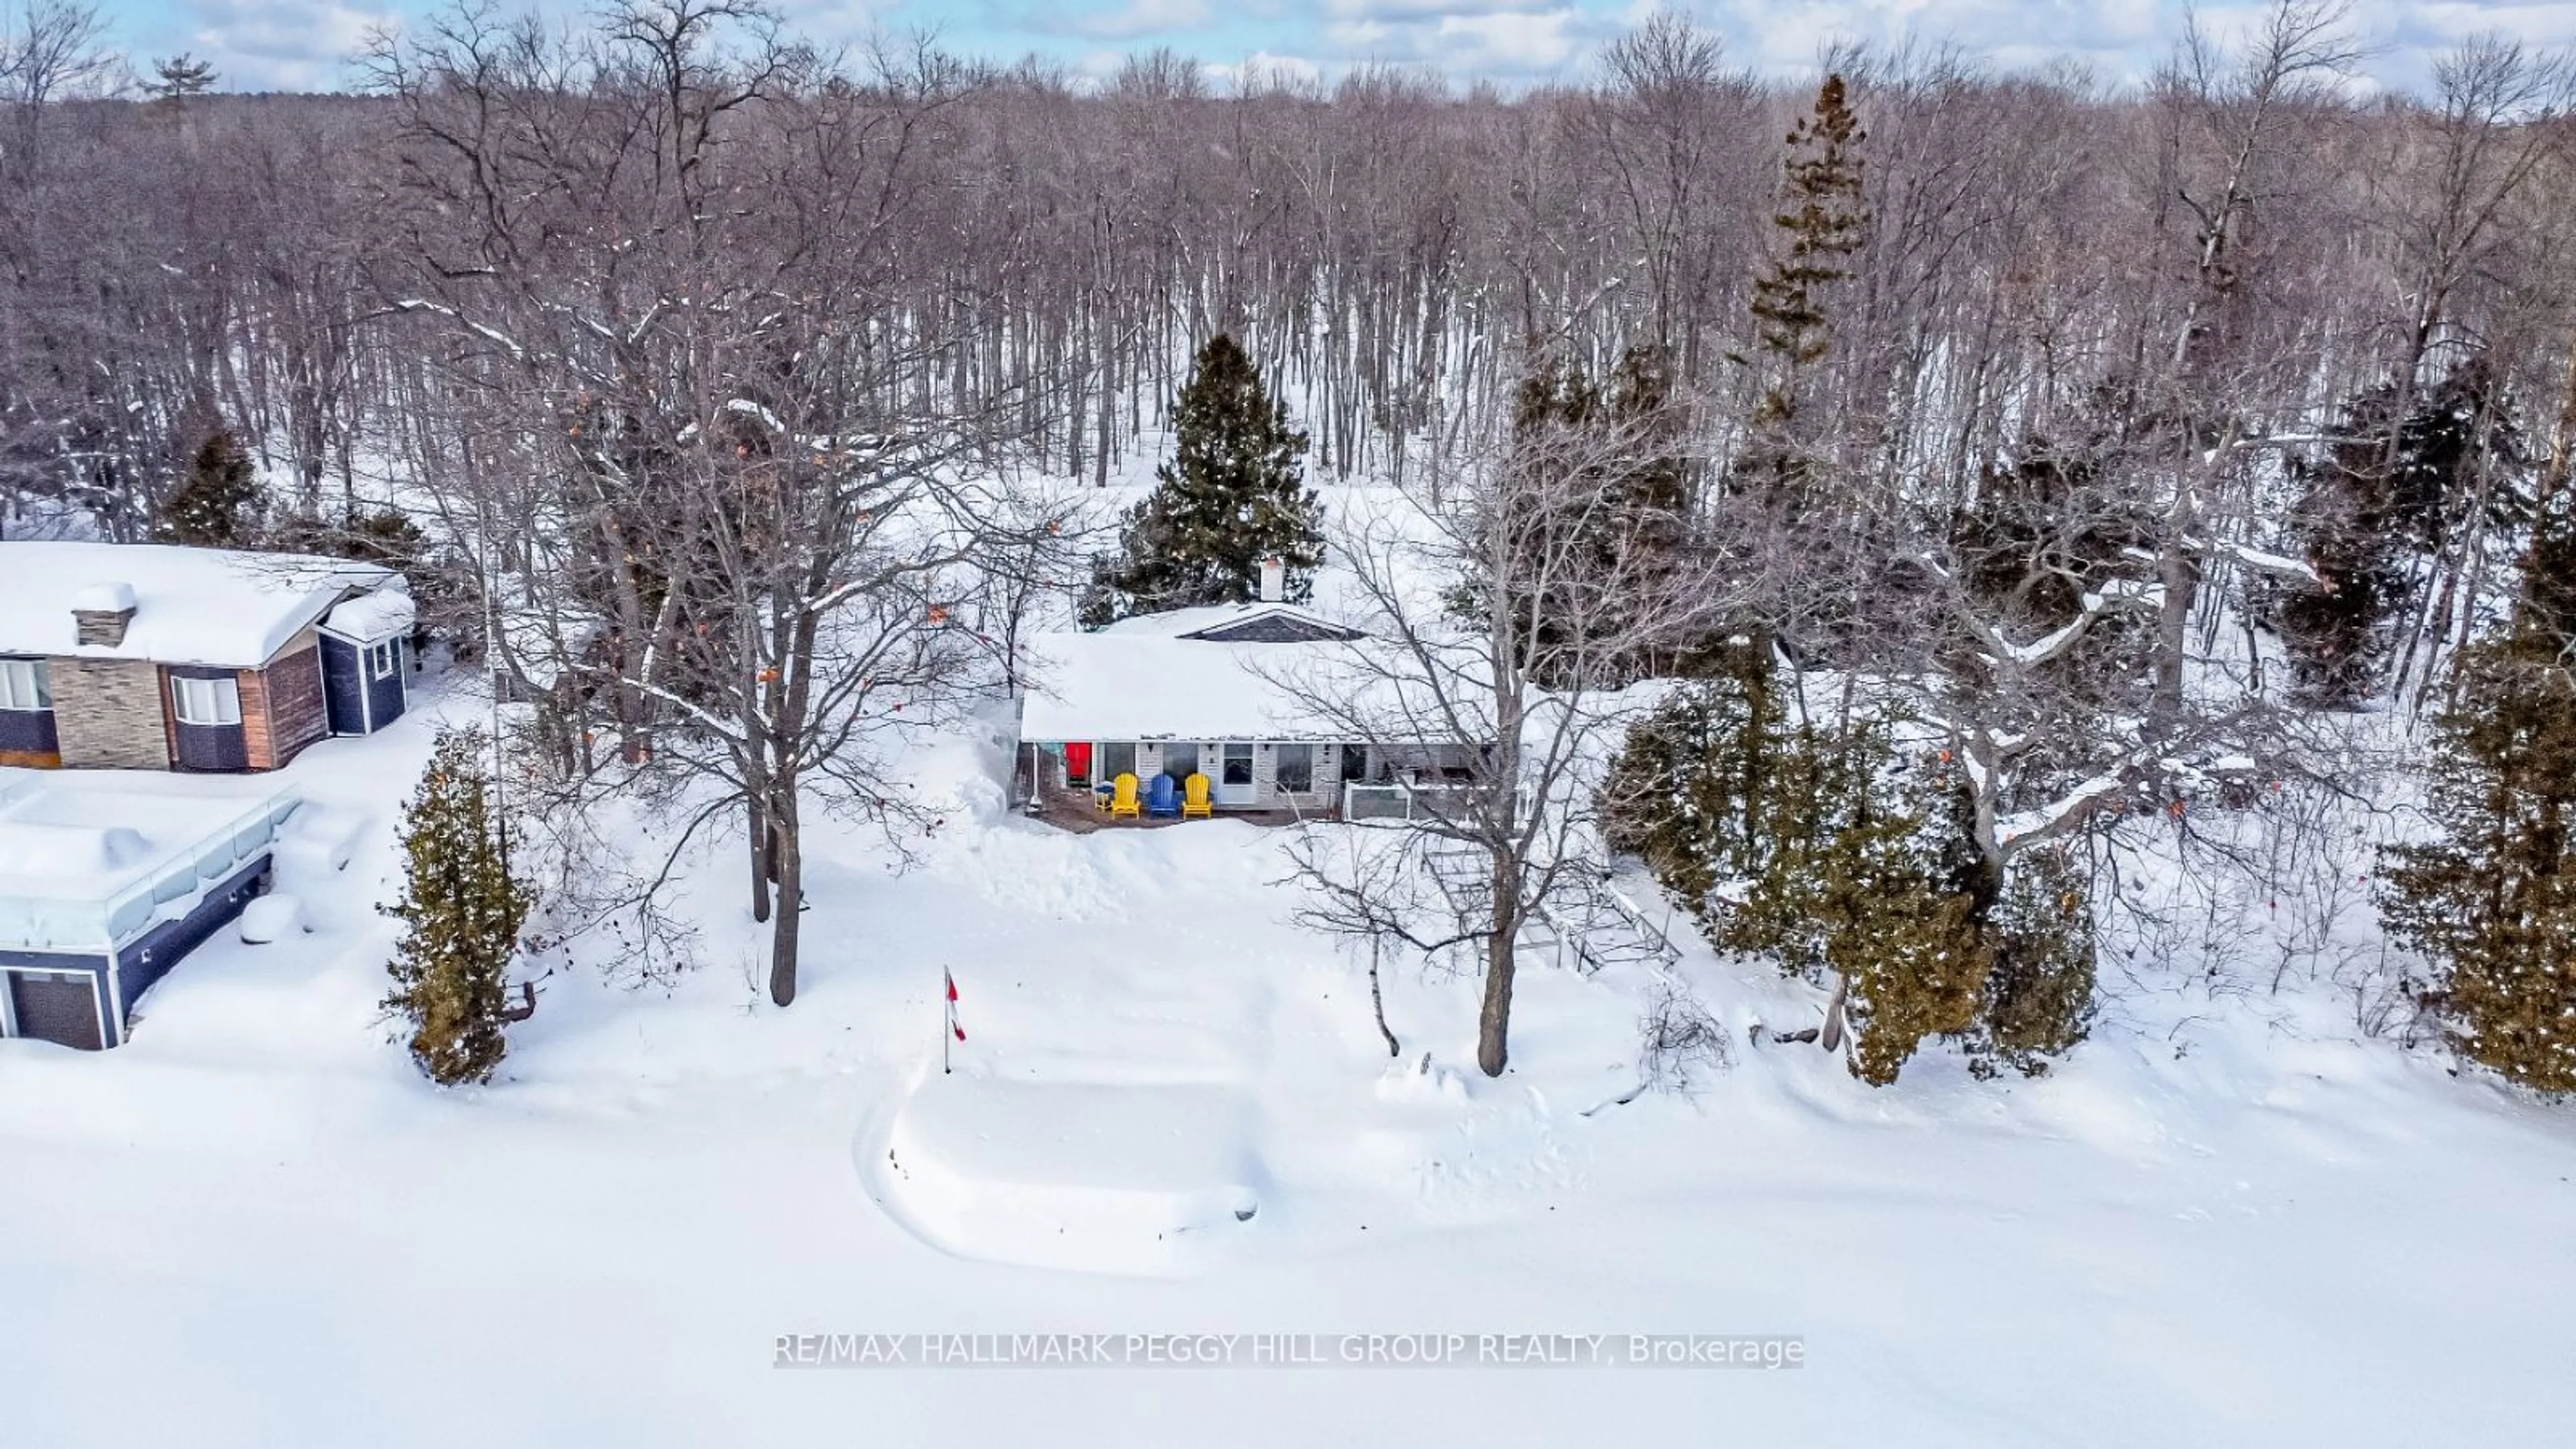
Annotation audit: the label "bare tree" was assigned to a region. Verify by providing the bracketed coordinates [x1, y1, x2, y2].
[1282, 372, 1738, 1076]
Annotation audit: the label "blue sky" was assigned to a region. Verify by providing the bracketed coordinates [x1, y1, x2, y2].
[85, 1, 2576, 95]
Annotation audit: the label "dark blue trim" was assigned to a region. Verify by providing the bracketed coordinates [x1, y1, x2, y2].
[321, 633, 409, 736]
[0, 705, 57, 756]
[321, 634, 367, 734]
[119, 854, 270, 1025]
[366, 639, 408, 732]
[0, 953, 109, 1049]
[0, 654, 57, 756]
[1, 853, 268, 1049]
[167, 664, 248, 771]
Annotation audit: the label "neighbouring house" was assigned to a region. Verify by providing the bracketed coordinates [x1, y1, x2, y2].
[0, 541, 413, 773]
[0, 768, 298, 1050]
[1016, 562, 1478, 820]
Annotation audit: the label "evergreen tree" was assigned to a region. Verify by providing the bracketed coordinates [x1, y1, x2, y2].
[2276, 362, 2527, 705]
[1607, 696, 2096, 1084]
[2381, 495, 2576, 1093]
[1735, 70, 1867, 521]
[383, 730, 533, 1086]
[1601, 639, 1782, 900]
[1079, 334, 1320, 626]
[1725, 74, 1868, 661]
[1472, 342, 1699, 684]
[1829, 814, 1988, 1087]
[154, 427, 262, 547]
[1964, 847, 2098, 1079]
[147, 54, 218, 104]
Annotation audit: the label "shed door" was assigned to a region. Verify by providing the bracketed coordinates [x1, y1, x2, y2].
[8, 970, 105, 1051]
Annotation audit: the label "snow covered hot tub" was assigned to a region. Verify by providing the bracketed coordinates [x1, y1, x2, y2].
[0, 769, 298, 1049]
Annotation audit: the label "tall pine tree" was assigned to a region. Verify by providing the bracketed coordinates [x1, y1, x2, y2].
[155, 427, 262, 548]
[1741, 73, 1866, 467]
[1079, 335, 1321, 626]
[2381, 492, 2576, 1093]
[383, 730, 533, 1085]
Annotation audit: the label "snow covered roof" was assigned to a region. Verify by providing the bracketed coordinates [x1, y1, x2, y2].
[1019, 633, 1473, 743]
[320, 588, 416, 643]
[0, 541, 398, 668]
[1095, 602, 1364, 644]
[0, 769, 299, 949]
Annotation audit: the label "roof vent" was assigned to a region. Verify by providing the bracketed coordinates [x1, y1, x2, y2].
[72, 582, 139, 647]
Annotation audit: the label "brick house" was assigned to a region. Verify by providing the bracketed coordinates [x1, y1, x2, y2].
[0, 542, 414, 773]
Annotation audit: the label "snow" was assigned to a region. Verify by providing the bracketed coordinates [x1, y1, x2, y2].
[1092, 600, 1360, 640]
[1020, 633, 1415, 741]
[237, 894, 305, 943]
[70, 580, 137, 614]
[321, 586, 417, 642]
[0, 822, 151, 878]
[0, 541, 397, 667]
[3, 673, 2575, 1444]
[0, 769, 298, 949]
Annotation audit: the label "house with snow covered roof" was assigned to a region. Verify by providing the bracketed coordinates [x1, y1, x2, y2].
[0, 541, 415, 774]
[1017, 561, 1474, 820]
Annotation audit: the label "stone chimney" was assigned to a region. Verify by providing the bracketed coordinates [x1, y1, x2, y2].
[72, 582, 138, 648]
[1258, 556, 1285, 604]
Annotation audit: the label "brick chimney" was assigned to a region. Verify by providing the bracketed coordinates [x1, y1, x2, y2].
[72, 582, 138, 647]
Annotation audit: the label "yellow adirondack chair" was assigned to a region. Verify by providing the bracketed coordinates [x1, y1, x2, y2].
[1183, 771, 1214, 818]
[1108, 771, 1141, 818]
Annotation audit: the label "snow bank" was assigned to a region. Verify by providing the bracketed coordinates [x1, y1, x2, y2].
[871, 1076, 1263, 1276]
[0, 822, 152, 879]
[237, 894, 305, 944]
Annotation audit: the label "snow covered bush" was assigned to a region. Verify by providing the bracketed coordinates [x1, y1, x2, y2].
[1964, 847, 2098, 1079]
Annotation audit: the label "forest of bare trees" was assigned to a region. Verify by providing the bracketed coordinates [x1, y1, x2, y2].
[4, 0, 2573, 1080]
[0, 4, 2563, 550]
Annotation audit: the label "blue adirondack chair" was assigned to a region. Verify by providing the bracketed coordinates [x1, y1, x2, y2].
[1146, 772, 1181, 818]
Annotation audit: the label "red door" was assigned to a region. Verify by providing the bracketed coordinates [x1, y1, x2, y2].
[1063, 741, 1092, 786]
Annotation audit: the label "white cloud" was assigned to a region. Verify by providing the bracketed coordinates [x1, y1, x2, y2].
[177, 0, 396, 92]
[1076, 0, 1218, 40]
[1324, 4, 1596, 78]
[1212, 50, 1326, 89]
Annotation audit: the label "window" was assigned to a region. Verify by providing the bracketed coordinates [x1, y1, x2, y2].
[0, 658, 48, 711]
[1221, 743, 1254, 786]
[366, 639, 400, 681]
[1340, 743, 1369, 784]
[1275, 744, 1313, 794]
[1163, 742, 1199, 781]
[1099, 742, 1136, 782]
[172, 675, 242, 727]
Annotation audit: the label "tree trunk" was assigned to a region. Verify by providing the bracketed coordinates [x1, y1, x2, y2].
[767, 787, 803, 1008]
[747, 792, 771, 924]
[1368, 940, 1399, 1059]
[1477, 856, 1518, 1077]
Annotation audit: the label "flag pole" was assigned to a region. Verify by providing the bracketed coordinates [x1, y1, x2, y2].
[943, 966, 951, 1076]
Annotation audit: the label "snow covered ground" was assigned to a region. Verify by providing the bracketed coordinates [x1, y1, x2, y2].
[4, 674, 2574, 1446]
